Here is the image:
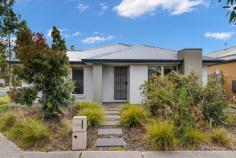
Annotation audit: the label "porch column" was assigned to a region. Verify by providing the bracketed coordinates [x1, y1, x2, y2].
[93, 64, 103, 102]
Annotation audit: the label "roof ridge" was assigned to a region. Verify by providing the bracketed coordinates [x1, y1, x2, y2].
[87, 45, 137, 59]
[138, 44, 177, 53]
[207, 45, 236, 55]
[81, 43, 132, 52]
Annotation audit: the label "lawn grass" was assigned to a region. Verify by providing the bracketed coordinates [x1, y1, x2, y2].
[0, 104, 11, 113]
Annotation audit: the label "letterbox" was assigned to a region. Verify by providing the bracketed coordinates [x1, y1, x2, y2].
[72, 116, 87, 150]
[72, 116, 87, 132]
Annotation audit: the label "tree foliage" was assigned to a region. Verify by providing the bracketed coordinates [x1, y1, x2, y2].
[220, 0, 236, 23]
[0, 0, 21, 87]
[51, 26, 66, 51]
[9, 24, 74, 118]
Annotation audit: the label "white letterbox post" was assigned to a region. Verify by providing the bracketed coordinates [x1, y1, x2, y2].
[72, 116, 87, 150]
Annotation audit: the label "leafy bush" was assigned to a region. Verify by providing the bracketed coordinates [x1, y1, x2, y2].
[79, 108, 105, 127]
[0, 113, 16, 132]
[146, 121, 176, 151]
[8, 88, 37, 106]
[141, 72, 227, 127]
[209, 128, 230, 146]
[202, 80, 227, 125]
[0, 96, 12, 105]
[181, 127, 207, 147]
[8, 118, 49, 148]
[120, 104, 149, 127]
[74, 102, 101, 112]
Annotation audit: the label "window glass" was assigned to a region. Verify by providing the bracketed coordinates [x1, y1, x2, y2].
[148, 66, 161, 80]
[164, 66, 177, 75]
[72, 68, 84, 94]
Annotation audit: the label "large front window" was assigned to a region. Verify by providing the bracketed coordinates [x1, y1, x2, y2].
[164, 66, 177, 75]
[72, 67, 84, 94]
[148, 66, 161, 80]
[148, 65, 178, 80]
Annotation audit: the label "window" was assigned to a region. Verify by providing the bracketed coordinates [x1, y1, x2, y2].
[164, 66, 177, 75]
[72, 68, 84, 94]
[148, 66, 161, 80]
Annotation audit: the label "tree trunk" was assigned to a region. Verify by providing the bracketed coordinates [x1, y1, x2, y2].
[8, 34, 12, 88]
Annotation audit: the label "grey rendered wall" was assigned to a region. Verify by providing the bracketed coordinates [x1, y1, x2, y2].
[178, 49, 203, 81]
[93, 64, 103, 102]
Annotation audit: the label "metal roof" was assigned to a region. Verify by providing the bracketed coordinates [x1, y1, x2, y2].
[207, 46, 236, 61]
[67, 43, 132, 62]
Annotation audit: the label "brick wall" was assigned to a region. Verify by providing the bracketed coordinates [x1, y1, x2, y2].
[208, 62, 236, 98]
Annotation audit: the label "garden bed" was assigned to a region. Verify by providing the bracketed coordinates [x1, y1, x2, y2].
[0, 104, 236, 151]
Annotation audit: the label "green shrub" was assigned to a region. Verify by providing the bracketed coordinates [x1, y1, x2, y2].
[0, 113, 16, 132]
[181, 127, 207, 147]
[202, 80, 227, 125]
[141, 72, 227, 127]
[146, 121, 176, 151]
[8, 118, 49, 148]
[74, 102, 101, 112]
[120, 104, 149, 127]
[0, 96, 12, 105]
[79, 108, 105, 127]
[209, 128, 230, 146]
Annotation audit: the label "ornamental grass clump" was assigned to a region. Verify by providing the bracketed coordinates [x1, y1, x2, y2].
[78, 104, 105, 128]
[8, 118, 49, 148]
[209, 128, 230, 146]
[181, 127, 207, 147]
[0, 113, 16, 132]
[146, 121, 176, 151]
[120, 104, 149, 127]
[0, 96, 12, 105]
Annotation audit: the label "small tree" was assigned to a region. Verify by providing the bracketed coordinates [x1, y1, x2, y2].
[51, 26, 66, 51]
[70, 45, 76, 51]
[0, 0, 20, 87]
[9, 24, 74, 118]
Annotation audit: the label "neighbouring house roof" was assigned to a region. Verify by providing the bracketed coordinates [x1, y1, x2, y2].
[207, 46, 236, 61]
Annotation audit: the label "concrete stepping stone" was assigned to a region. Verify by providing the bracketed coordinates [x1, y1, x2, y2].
[105, 111, 120, 115]
[106, 115, 120, 120]
[98, 128, 123, 135]
[96, 138, 125, 147]
[102, 120, 120, 126]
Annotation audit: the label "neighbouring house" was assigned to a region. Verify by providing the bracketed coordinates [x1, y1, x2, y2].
[207, 46, 236, 98]
[9, 43, 221, 104]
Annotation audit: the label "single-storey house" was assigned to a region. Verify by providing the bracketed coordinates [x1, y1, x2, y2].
[207, 46, 236, 98]
[66, 43, 220, 104]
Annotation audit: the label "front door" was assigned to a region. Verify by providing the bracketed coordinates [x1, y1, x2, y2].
[114, 67, 128, 100]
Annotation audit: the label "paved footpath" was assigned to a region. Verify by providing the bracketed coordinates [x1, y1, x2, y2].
[1, 122, 236, 158]
[1, 150, 236, 158]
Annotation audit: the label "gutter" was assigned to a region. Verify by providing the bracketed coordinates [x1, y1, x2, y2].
[81, 59, 183, 64]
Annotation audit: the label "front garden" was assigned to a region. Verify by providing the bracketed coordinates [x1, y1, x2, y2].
[0, 72, 236, 151]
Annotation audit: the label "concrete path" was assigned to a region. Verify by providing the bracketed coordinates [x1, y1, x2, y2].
[96, 107, 126, 147]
